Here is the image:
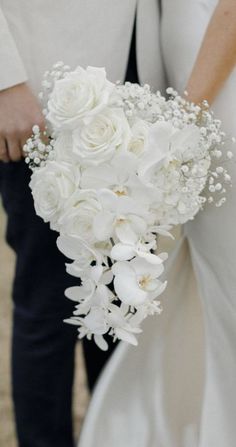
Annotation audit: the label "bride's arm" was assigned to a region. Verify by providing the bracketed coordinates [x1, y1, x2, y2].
[185, 0, 236, 105]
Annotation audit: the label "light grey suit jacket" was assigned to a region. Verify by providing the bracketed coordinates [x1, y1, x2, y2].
[0, 0, 165, 94]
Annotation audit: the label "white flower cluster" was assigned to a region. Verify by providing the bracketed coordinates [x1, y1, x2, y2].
[24, 63, 233, 350]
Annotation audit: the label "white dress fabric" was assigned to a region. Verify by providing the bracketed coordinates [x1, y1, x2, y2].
[78, 1, 236, 446]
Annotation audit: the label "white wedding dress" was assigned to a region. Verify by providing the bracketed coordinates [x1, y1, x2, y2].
[78, 1, 236, 446]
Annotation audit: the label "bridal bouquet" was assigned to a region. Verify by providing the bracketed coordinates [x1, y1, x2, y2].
[24, 62, 233, 350]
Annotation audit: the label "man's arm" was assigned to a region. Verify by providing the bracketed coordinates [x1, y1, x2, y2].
[0, 84, 45, 162]
[185, 0, 236, 105]
[0, 8, 27, 91]
[0, 8, 45, 162]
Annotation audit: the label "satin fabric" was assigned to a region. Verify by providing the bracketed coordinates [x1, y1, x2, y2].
[78, 1, 236, 446]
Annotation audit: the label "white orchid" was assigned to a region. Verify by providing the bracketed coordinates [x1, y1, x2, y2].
[65, 284, 114, 350]
[66, 281, 113, 315]
[112, 257, 165, 307]
[57, 234, 102, 267]
[93, 189, 148, 243]
[81, 152, 137, 193]
[107, 303, 143, 346]
[79, 307, 109, 335]
[138, 122, 202, 187]
[81, 152, 155, 206]
[57, 235, 88, 263]
[111, 238, 166, 264]
[66, 306, 110, 346]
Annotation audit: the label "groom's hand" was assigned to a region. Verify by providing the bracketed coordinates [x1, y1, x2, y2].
[0, 83, 45, 162]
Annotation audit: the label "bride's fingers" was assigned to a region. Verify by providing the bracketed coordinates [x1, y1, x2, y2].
[0, 137, 10, 162]
[6, 137, 22, 162]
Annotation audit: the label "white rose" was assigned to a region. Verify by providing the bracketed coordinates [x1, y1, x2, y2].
[53, 132, 78, 163]
[72, 108, 131, 166]
[58, 190, 101, 243]
[47, 66, 114, 130]
[30, 161, 80, 226]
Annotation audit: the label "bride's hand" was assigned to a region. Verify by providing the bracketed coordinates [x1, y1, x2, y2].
[185, 0, 236, 105]
[0, 83, 45, 162]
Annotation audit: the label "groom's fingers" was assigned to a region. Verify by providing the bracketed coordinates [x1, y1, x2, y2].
[0, 83, 46, 162]
[0, 137, 9, 162]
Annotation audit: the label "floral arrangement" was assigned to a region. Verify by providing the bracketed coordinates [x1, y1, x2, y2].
[24, 62, 233, 350]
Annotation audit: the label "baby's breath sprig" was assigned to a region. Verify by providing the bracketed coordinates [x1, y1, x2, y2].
[23, 125, 55, 170]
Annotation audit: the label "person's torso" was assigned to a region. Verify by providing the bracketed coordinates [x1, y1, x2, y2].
[0, 0, 165, 93]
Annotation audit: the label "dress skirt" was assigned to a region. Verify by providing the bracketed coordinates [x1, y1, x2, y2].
[78, 1, 236, 445]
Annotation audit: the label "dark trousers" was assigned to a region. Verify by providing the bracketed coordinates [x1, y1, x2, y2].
[0, 17, 139, 447]
[0, 161, 118, 447]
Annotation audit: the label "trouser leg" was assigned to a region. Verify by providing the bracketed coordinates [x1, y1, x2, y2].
[1, 160, 119, 445]
[0, 161, 78, 447]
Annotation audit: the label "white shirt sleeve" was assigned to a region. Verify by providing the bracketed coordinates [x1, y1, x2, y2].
[0, 8, 28, 91]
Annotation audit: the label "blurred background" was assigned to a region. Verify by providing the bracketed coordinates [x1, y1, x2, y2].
[0, 200, 89, 447]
